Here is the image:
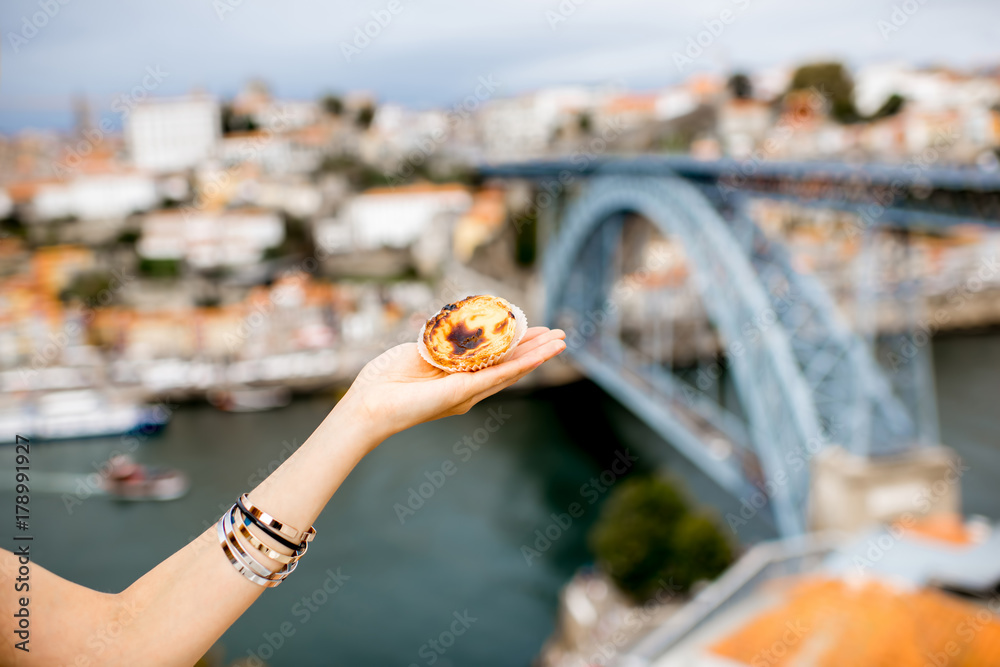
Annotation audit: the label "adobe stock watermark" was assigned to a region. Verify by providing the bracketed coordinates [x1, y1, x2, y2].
[844, 125, 961, 240]
[212, 0, 247, 21]
[173, 109, 291, 227]
[243, 567, 350, 666]
[563, 253, 799, 407]
[363, 278, 468, 359]
[66, 595, 147, 665]
[55, 66, 170, 176]
[672, 0, 753, 73]
[521, 449, 638, 566]
[246, 437, 302, 487]
[583, 577, 684, 665]
[676, 287, 799, 399]
[851, 456, 969, 574]
[750, 618, 810, 667]
[386, 74, 501, 187]
[225, 274, 309, 353]
[407, 610, 477, 667]
[882, 254, 999, 374]
[6, 0, 74, 54]
[716, 88, 826, 200]
[352, 277, 468, 382]
[924, 594, 1000, 667]
[61, 401, 177, 514]
[393, 406, 512, 524]
[545, 0, 588, 31]
[17, 267, 136, 384]
[877, 0, 930, 41]
[341, 0, 407, 62]
[725, 422, 835, 533]
[514, 115, 626, 228]
[182, 445, 306, 555]
[185, 501, 240, 559]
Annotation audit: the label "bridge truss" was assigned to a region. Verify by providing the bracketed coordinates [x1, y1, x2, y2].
[542, 173, 923, 536]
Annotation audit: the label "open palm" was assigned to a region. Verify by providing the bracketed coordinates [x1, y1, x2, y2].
[345, 326, 567, 439]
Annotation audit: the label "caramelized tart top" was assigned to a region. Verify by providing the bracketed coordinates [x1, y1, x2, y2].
[421, 295, 518, 370]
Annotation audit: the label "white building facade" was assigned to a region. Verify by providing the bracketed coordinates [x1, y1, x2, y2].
[126, 96, 221, 173]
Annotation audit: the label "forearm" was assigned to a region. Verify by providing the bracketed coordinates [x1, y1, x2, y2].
[108, 399, 379, 665]
[4, 332, 564, 666]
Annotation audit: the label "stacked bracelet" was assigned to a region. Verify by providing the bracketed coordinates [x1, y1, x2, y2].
[216, 496, 316, 588]
[233, 506, 308, 565]
[238, 494, 316, 549]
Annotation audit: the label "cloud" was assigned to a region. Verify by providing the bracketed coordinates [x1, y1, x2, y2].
[1, 0, 997, 130]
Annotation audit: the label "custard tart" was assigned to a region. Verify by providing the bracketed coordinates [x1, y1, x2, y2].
[417, 295, 527, 372]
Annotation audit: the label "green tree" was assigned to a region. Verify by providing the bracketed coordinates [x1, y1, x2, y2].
[588, 476, 733, 601]
[511, 208, 538, 267]
[220, 103, 259, 135]
[317, 154, 391, 189]
[270, 213, 316, 260]
[355, 104, 376, 130]
[116, 229, 140, 246]
[727, 73, 753, 100]
[669, 514, 734, 590]
[59, 270, 114, 304]
[139, 258, 181, 278]
[870, 93, 905, 121]
[0, 208, 26, 240]
[788, 62, 859, 124]
[320, 94, 344, 116]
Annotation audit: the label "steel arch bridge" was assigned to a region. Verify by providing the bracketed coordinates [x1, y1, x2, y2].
[541, 173, 919, 536]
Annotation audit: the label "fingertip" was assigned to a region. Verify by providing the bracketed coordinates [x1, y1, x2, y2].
[531, 339, 567, 367]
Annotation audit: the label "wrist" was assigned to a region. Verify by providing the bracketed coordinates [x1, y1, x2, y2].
[324, 392, 391, 454]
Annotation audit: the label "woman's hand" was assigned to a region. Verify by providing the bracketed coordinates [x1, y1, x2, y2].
[341, 326, 566, 444]
[0, 329, 563, 667]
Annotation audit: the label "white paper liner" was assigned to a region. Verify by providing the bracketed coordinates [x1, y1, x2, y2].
[417, 297, 528, 373]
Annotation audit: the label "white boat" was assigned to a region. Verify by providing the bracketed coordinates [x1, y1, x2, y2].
[0, 390, 169, 443]
[207, 385, 292, 413]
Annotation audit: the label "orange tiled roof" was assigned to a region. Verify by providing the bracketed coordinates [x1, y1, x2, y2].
[604, 95, 658, 114]
[893, 512, 975, 546]
[362, 182, 469, 196]
[223, 130, 270, 140]
[289, 124, 330, 145]
[6, 179, 61, 203]
[710, 576, 1000, 667]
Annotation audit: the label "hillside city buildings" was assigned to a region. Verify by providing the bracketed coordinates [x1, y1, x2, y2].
[1, 61, 999, 396]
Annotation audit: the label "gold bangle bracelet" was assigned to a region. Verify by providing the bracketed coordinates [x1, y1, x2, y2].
[233, 505, 307, 566]
[239, 493, 317, 547]
[217, 511, 288, 588]
[218, 504, 297, 587]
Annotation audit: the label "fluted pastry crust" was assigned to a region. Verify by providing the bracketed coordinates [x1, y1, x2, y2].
[419, 295, 524, 372]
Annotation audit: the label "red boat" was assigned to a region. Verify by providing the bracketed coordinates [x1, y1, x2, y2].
[99, 455, 190, 501]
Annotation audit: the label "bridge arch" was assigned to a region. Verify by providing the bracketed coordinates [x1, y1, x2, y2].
[543, 175, 827, 535]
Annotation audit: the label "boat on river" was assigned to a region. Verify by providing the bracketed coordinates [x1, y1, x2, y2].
[0, 389, 169, 443]
[99, 455, 189, 502]
[207, 385, 292, 412]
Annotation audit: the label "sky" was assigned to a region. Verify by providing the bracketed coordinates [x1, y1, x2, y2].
[1, 0, 998, 132]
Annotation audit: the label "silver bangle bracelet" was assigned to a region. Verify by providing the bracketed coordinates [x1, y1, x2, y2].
[217, 505, 297, 587]
[224, 506, 297, 581]
[233, 505, 307, 566]
[222, 510, 291, 579]
[239, 493, 317, 546]
[217, 514, 284, 588]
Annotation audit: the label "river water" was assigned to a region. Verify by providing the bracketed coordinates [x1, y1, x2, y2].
[3, 333, 998, 666]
